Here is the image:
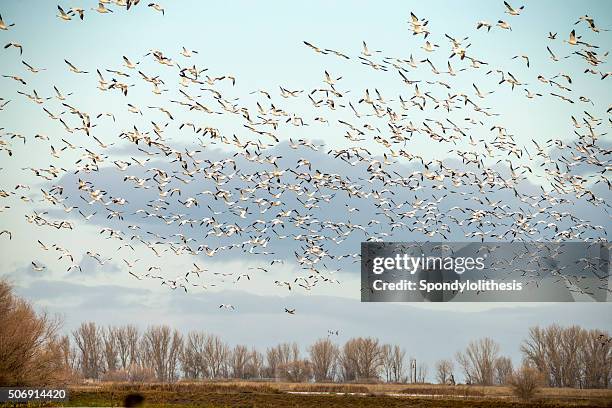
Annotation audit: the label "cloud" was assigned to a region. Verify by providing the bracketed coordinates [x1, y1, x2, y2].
[66, 254, 122, 278]
[9, 277, 612, 374]
[51, 141, 610, 265]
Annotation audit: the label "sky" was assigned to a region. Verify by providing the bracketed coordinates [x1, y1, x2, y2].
[0, 1, 611, 380]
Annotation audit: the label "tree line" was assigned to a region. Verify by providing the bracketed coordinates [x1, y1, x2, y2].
[65, 324, 416, 384]
[1, 280, 610, 387]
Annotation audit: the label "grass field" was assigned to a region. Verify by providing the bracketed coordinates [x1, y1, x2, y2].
[5, 382, 612, 408]
[3, 382, 607, 408]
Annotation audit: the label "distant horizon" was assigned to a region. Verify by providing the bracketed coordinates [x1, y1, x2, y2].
[1, 0, 611, 391]
[9, 278, 610, 383]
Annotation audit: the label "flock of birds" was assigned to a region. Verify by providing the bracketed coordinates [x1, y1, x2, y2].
[0, 2, 611, 314]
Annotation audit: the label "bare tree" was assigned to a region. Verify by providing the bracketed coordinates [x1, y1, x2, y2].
[560, 325, 582, 388]
[102, 326, 119, 374]
[416, 361, 428, 383]
[278, 359, 312, 382]
[381, 344, 393, 382]
[231, 345, 251, 379]
[522, 325, 611, 388]
[390, 345, 406, 383]
[339, 337, 382, 382]
[202, 334, 229, 379]
[265, 346, 280, 379]
[541, 325, 565, 387]
[338, 339, 357, 382]
[116, 324, 139, 370]
[309, 338, 338, 382]
[266, 342, 299, 379]
[456, 337, 499, 385]
[73, 322, 103, 380]
[520, 326, 548, 381]
[59, 334, 79, 380]
[245, 348, 264, 379]
[435, 359, 454, 384]
[180, 330, 206, 379]
[580, 329, 611, 389]
[141, 325, 183, 382]
[494, 356, 514, 385]
[381, 344, 406, 383]
[0, 280, 65, 385]
[279, 342, 299, 365]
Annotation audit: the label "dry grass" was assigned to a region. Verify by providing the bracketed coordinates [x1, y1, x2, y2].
[50, 381, 612, 408]
[398, 386, 485, 396]
[100, 381, 283, 394]
[287, 383, 371, 393]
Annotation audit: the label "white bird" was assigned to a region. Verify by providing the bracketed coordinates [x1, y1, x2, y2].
[64, 59, 88, 74]
[123, 56, 139, 69]
[497, 20, 512, 30]
[503, 1, 524, 16]
[57, 5, 72, 21]
[476, 21, 492, 31]
[0, 13, 15, 30]
[4, 42, 23, 55]
[92, 2, 113, 13]
[180, 46, 198, 57]
[148, 3, 164, 15]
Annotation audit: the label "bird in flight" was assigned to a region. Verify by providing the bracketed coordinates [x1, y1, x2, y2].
[65, 59, 88, 74]
[0, 13, 15, 30]
[503, 1, 524, 16]
[0, 1, 608, 315]
[148, 3, 165, 15]
[4, 42, 22, 55]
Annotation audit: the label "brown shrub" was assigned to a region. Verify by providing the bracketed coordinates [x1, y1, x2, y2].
[509, 365, 543, 400]
[127, 364, 157, 383]
[277, 360, 312, 382]
[0, 279, 67, 386]
[102, 369, 130, 382]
